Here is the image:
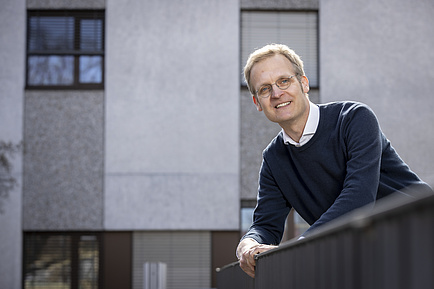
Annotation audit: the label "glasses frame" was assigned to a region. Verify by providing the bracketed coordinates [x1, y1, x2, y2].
[255, 74, 298, 98]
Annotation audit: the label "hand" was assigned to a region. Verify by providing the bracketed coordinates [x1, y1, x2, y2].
[236, 238, 277, 278]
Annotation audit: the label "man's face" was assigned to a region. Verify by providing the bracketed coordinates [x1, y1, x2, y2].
[250, 54, 310, 129]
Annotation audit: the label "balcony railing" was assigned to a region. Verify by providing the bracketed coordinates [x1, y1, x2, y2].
[217, 188, 434, 289]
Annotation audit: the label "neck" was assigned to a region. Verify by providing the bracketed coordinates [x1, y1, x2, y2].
[281, 103, 310, 143]
[282, 124, 305, 143]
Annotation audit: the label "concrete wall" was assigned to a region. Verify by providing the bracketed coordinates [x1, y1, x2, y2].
[0, 0, 25, 288]
[320, 0, 434, 185]
[23, 91, 105, 230]
[240, 89, 320, 200]
[22, 1, 106, 231]
[104, 0, 240, 230]
[239, 0, 320, 201]
[241, 0, 318, 9]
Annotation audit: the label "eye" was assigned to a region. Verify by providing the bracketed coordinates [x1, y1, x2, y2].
[278, 78, 290, 85]
[258, 85, 271, 96]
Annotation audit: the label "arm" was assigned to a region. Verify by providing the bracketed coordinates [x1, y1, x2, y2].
[242, 157, 291, 245]
[237, 156, 291, 277]
[305, 103, 382, 235]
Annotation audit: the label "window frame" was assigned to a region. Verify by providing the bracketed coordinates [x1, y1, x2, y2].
[240, 9, 320, 89]
[26, 10, 105, 90]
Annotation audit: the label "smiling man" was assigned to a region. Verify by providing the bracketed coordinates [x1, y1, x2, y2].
[236, 44, 432, 278]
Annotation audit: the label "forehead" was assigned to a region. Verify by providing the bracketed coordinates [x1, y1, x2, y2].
[250, 54, 295, 87]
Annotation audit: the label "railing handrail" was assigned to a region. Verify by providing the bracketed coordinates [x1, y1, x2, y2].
[217, 187, 434, 289]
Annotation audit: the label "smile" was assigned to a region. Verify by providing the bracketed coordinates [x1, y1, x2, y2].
[276, 101, 291, 109]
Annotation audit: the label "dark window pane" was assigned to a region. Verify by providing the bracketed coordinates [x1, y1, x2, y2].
[241, 207, 254, 236]
[80, 19, 103, 51]
[28, 16, 74, 51]
[79, 56, 102, 84]
[79, 235, 99, 289]
[24, 235, 71, 289]
[28, 56, 74, 85]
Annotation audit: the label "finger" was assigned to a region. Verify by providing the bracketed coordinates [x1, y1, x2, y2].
[239, 258, 255, 278]
[252, 247, 266, 256]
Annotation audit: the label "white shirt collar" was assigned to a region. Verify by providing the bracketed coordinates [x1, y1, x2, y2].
[282, 101, 320, 147]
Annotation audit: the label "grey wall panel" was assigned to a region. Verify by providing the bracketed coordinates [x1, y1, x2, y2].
[23, 91, 104, 230]
[27, 0, 105, 9]
[0, 0, 26, 288]
[105, 173, 238, 230]
[240, 89, 319, 201]
[241, 0, 319, 10]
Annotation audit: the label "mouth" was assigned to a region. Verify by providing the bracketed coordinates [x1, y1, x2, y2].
[275, 101, 291, 109]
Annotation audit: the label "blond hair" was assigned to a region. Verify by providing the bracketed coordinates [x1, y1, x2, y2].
[244, 44, 305, 97]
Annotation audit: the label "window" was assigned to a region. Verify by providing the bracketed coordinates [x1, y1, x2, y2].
[27, 10, 104, 89]
[241, 11, 318, 87]
[241, 202, 310, 240]
[24, 233, 101, 289]
[241, 207, 255, 237]
[133, 232, 211, 289]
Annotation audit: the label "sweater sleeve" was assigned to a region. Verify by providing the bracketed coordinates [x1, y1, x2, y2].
[304, 103, 382, 235]
[242, 157, 291, 245]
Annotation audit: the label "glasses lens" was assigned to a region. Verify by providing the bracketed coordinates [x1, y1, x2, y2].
[258, 85, 271, 98]
[276, 77, 291, 89]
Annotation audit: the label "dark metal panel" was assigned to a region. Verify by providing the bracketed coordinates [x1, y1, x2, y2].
[217, 192, 434, 289]
[216, 262, 254, 289]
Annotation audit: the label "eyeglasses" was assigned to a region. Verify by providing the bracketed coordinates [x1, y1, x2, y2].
[255, 75, 297, 98]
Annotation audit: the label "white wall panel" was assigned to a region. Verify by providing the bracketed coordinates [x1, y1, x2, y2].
[105, 0, 240, 230]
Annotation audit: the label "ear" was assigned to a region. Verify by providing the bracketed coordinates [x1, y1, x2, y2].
[301, 75, 310, 93]
[252, 95, 263, 111]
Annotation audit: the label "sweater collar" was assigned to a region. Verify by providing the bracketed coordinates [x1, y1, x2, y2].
[282, 101, 320, 147]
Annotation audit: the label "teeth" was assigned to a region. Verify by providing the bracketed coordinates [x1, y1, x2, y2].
[276, 101, 291, 108]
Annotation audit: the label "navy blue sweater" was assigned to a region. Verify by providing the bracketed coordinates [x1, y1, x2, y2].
[244, 101, 430, 244]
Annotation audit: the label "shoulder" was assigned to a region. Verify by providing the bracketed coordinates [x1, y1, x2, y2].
[319, 101, 378, 124]
[319, 101, 374, 114]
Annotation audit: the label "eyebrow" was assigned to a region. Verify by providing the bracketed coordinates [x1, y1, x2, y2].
[257, 75, 292, 88]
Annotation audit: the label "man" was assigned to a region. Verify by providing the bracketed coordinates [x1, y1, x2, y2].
[237, 43, 432, 278]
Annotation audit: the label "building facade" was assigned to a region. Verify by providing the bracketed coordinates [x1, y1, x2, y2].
[1, 0, 433, 288]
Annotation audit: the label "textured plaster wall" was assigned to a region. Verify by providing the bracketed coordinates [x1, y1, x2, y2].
[240, 89, 320, 200]
[105, 0, 240, 230]
[239, 0, 320, 201]
[0, 0, 25, 288]
[320, 0, 434, 186]
[241, 0, 318, 9]
[23, 91, 104, 230]
[27, 0, 105, 9]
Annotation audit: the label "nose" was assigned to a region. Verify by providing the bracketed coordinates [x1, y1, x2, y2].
[270, 83, 284, 98]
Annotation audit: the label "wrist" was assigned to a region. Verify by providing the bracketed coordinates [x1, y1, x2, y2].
[236, 238, 259, 259]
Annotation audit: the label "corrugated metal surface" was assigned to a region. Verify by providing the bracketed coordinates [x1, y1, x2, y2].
[216, 262, 254, 289]
[133, 231, 211, 289]
[217, 191, 434, 289]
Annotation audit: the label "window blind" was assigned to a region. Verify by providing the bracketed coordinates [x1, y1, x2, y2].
[28, 10, 104, 54]
[133, 231, 211, 289]
[241, 11, 318, 87]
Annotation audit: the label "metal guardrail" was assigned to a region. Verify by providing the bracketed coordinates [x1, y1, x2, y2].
[216, 261, 254, 289]
[217, 188, 434, 289]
